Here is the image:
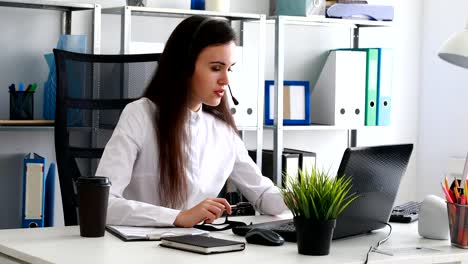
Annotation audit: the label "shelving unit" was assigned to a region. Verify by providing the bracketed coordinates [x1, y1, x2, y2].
[102, 6, 267, 167]
[0, 120, 53, 131]
[0, 0, 101, 54]
[271, 15, 393, 185]
[0, 0, 101, 130]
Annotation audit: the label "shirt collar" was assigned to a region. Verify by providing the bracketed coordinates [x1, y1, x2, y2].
[189, 105, 203, 125]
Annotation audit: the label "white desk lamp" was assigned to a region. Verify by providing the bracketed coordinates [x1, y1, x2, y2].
[438, 19, 468, 68]
[438, 19, 468, 185]
[418, 21, 468, 240]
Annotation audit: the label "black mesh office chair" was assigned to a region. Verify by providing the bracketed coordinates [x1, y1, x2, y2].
[53, 49, 161, 226]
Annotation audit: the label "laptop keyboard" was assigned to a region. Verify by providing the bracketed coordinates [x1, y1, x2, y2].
[272, 222, 295, 232]
[389, 201, 421, 223]
[232, 219, 298, 242]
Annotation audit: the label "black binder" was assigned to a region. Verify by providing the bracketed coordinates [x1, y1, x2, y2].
[283, 148, 317, 173]
[248, 149, 300, 185]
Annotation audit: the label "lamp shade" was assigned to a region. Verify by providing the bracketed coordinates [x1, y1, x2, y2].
[438, 20, 468, 68]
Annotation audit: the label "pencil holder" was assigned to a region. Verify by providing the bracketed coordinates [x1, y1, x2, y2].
[446, 202, 468, 248]
[9, 91, 34, 120]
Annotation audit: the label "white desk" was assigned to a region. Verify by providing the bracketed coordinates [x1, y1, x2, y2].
[0, 214, 467, 264]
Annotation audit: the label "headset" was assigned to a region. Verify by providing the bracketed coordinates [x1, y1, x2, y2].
[189, 17, 239, 105]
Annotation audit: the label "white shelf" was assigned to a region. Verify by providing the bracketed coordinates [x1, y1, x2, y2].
[264, 125, 389, 131]
[0, 120, 54, 130]
[0, 0, 96, 11]
[103, 6, 263, 20]
[268, 15, 393, 27]
[238, 126, 260, 131]
[265, 125, 356, 131]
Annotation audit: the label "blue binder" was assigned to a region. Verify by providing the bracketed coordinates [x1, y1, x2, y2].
[44, 163, 56, 227]
[376, 48, 393, 126]
[22, 153, 46, 228]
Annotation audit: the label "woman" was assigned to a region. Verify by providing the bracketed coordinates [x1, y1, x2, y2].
[96, 15, 287, 228]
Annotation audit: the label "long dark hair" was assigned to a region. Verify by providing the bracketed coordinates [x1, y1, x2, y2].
[144, 15, 238, 208]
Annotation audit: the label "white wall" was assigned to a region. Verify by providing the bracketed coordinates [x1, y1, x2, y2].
[418, 0, 468, 200]
[357, 0, 423, 204]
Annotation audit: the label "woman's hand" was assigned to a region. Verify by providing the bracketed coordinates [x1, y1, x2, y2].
[174, 198, 232, 227]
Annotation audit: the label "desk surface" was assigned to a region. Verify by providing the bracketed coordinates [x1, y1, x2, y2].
[0, 214, 467, 264]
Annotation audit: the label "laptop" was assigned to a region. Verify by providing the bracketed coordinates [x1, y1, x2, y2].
[232, 144, 414, 242]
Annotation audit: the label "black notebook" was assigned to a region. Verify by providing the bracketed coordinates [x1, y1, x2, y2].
[160, 235, 245, 254]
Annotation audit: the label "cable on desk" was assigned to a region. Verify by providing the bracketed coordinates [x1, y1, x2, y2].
[364, 223, 393, 264]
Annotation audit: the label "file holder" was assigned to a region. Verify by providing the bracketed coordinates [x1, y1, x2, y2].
[10, 91, 34, 120]
[447, 202, 468, 248]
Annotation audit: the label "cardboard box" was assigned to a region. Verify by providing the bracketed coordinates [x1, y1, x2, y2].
[270, 0, 326, 17]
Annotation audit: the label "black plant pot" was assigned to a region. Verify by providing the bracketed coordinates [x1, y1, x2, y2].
[294, 217, 336, 256]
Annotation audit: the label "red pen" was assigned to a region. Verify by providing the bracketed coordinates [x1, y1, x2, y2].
[449, 189, 456, 203]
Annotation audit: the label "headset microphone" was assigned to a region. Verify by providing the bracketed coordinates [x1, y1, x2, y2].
[227, 85, 239, 106]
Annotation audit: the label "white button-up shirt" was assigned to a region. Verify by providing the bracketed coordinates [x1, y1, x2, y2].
[96, 98, 287, 226]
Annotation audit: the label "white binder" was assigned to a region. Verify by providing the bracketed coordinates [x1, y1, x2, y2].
[311, 50, 366, 126]
[228, 46, 259, 128]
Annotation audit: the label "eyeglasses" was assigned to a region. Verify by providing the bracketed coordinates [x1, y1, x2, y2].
[193, 202, 252, 231]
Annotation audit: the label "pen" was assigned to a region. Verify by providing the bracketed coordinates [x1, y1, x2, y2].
[29, 83, 37, 93]
[230, 202, 251, 210]
[449, 189, 456, 203]
[462, 152, 468, 191]
[457, 195, 466, 244]
[455, 177, 460, 189]
[445, 176, 451, 191]
[18, 82, 24, 91]
[454, 178, 461, 200]
[442, 183, 454, 203]
[8, 83, 15, 92]
[454, 186, 460, 201]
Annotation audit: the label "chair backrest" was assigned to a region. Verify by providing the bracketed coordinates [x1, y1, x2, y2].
[53, 49, 161, 226]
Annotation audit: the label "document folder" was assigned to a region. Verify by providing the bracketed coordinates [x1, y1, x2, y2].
[22, 153, 46, 228]
[228, 46, 259, 128]
[283, 148, 317, 173]
[248, 149, 300, 185]
[311, 50, 366, 126]
[44, 163, 56, 227]
[340, 48, 379, 126]
[376, 48, 393, 126]
[264, 80, 311, 125]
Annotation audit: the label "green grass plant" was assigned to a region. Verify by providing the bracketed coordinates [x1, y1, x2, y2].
[280, 167, 359, 221]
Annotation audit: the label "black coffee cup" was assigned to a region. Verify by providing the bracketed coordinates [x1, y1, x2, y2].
[76, 176, 111, 237]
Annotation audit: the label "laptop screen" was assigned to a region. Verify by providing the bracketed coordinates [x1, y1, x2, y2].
[333, 144, 413, 239]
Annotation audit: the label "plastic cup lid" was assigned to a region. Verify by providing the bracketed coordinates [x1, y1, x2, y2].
[76, 176, 111, 186]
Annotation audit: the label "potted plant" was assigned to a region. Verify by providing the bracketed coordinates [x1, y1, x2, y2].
[280, 167, 359, 256]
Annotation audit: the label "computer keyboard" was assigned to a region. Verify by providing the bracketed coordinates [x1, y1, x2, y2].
[389, 201, 422, 223]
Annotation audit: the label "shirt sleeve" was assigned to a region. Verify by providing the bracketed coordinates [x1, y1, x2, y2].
[95, 100, 180, 227]
[229, 134, 288, 215]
